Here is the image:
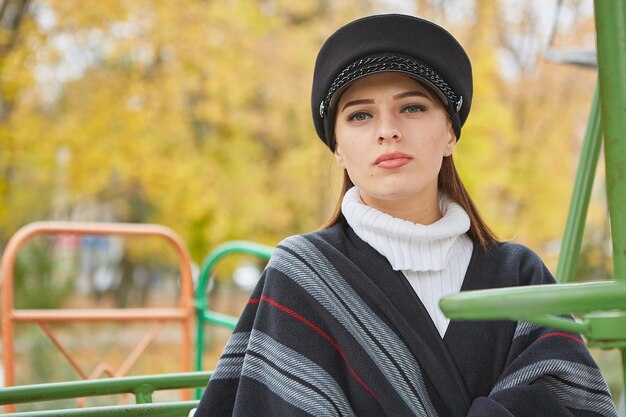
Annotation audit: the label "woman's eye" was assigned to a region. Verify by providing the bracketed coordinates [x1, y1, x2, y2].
[347, 112, 371, 122]
[402, 104, 427, 113]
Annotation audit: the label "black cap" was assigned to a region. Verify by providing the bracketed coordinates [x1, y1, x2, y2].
[311, 14, 472, 150]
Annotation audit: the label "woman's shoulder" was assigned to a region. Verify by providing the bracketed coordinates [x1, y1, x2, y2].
[263, 225, 350, 287]
[482, 241, 554, 285]
[274, 223, 349, 256]
[490, 241, 543, 264]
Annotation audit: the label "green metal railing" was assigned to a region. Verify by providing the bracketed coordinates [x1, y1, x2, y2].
[194, 240, 273, 372]
[0, 372, 210, 416]
[441, 0, 626, 393]
[440, 282, 626, 343]
[0, 240, 272, 414]
[2, 402, 199, 417]
[555, 84, 602, 283]
[0, 239, 274, 415]
[1, 1, 623, 415]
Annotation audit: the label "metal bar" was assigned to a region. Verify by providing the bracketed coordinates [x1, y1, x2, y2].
[195, 309, 206, 400]
[202, 310, 238, 329]
[88, 364, 115, 379]
[196, 241, 274, 299]
[0, 372, 211, 405]
[5, 401, 199, 417]
[133, 384, 154, 404]
[0, 221, 195, 413]
[114, 322, 164, 377]
[39, 322, 89, 380]
[595, 0, 626, 282]
[622, 349, 626, 407]
[440, 281, 626, 321]
[1, 230, 17, 408]
[13, 309, 188, 322]
[194, 240, 273, 380]
[556, 83, 603, 283]
[595, 0, 626, 395]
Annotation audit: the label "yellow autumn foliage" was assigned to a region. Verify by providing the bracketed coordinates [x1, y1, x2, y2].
[0, 0, 600, 271]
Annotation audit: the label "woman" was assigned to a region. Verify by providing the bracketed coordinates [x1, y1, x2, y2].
[195, 14, 616, 417]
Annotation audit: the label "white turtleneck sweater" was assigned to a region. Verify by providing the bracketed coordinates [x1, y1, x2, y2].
[341, 186, 473, 338]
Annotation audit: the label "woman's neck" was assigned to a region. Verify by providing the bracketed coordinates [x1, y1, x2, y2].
[359, 189, 442, 225]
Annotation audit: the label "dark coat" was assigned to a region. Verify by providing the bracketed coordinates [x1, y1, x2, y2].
[195, 222, 616, 417]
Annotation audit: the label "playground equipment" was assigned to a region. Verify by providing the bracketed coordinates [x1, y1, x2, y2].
[194, 241, 273, 373]
[0, 222, 195, 413]
[0, 223, 271, 413]
[0, 372, 210, 417]
[0, 0, 624, 415]
[441, 0, 626, 393]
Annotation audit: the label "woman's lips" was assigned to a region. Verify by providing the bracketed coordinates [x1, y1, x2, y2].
[374, 152, 413, 169]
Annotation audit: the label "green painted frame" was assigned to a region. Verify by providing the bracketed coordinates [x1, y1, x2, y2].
[194, 241, 273, 371]
[441, 0, 626, 393]
[0, 372, 210, 416]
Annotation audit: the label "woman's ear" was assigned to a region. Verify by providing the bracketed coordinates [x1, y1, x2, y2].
[443, 126, 457, 157]
[334, 146, 346, 168]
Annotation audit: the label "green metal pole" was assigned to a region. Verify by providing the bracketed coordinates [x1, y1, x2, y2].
[133, 384, 154, 404]
[440, 280, 626, 319]
[194, 241, 273, 399]
[556, 84, 603, 283]
[594, 0, 626, 400]
[0, 372, 211, 405]
[623, 348, 626, 413]
[594, 0, 626, 282]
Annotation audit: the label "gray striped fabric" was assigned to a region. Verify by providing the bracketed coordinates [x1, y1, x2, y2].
[491, 359, 617, 417]
[513, 321, 542, 339]
[212, 332, 249, 380]
[542, 376, 617, 417]
[243, 330, 356, 417]
[269, 235, 437, 417]
[513, 319, 579, 340]
[212, 329, 356, 417]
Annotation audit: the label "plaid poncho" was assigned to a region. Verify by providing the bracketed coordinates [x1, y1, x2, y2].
[195, 223, 616, 417]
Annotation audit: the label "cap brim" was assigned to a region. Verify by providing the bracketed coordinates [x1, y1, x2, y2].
[328, 69, 450, 114]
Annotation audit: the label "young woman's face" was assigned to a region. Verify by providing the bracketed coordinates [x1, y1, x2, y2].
[334, 72, 456, 212]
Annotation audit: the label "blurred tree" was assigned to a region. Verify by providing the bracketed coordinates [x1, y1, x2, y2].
[456, 0, 596, 264]
[0, 0, 599, 269]
[0, 0, 38, 241]
[494, 0, 596, 253]
[13, 238, 73, 309]
[0, 0, 352, 260]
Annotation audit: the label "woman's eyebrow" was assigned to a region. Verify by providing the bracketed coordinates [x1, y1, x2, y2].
[393, 91, 429, 100]
[341, 91, 429, 112]
[341, 98, 374, 112]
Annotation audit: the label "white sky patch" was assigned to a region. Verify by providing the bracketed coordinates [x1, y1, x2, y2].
[33, 1, 56, 31]
[27, 0, 596, 101]
[33, 29, 108, 102]
[371, 0, 416, 14]
[497, 0, 595, 80]
[30, 5, 153, 103]
[442, 1, 476, 25]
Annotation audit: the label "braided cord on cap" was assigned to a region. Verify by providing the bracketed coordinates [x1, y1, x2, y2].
[319, 55, 461, 118]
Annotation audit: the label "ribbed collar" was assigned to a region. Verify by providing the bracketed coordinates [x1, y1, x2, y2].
[341, 186, 471, 272]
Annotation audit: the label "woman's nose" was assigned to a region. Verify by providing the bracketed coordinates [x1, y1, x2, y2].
[376, 113, 401, 144]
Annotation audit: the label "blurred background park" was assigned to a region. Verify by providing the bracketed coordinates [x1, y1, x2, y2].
[0, 0, 620, 410]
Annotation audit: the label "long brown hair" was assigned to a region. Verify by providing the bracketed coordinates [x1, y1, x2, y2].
[321, 156, 498, 251]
